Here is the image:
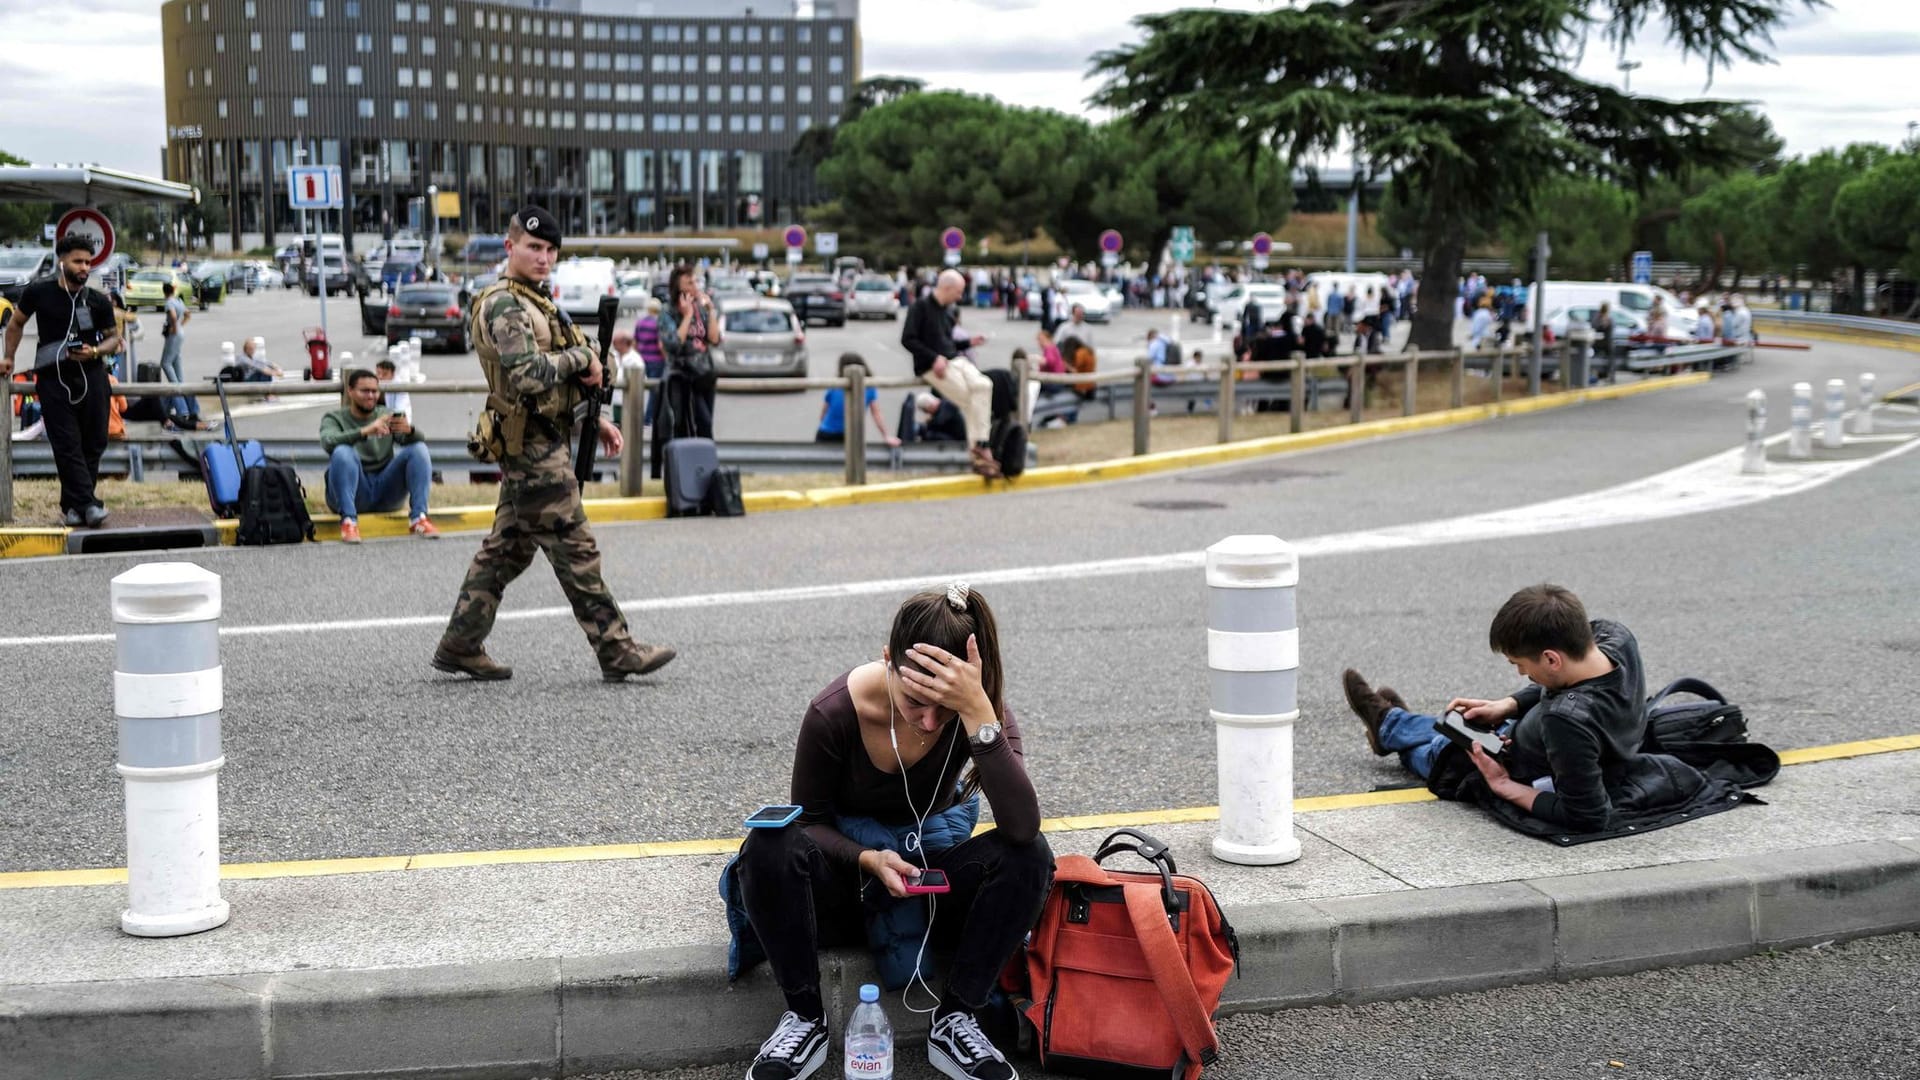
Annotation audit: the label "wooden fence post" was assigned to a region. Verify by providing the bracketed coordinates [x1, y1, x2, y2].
[1218, 354, 1236, 444]
[1451, 349, 1465, 409]
[1133, 356, 1152, 456]
[1402, 354, 1419, 417]
[619, 367, 644, 497]
[1290, 358, 1305, 434]
[844, 362, 867, 486]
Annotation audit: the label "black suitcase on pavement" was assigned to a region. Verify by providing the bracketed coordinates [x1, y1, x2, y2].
[664, 437, 719, 518]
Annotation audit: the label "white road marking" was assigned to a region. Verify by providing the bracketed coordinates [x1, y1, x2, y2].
[2, 429, 1913, 649]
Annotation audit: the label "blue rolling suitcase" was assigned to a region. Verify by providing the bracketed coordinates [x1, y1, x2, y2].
[201, 376, 266, 518]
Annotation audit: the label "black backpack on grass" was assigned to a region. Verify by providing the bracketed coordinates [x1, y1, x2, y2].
[235, 461, 316, 546]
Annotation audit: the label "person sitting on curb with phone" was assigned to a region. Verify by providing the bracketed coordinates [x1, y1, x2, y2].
[318, 368, 438, 543]
[726, 586, 1050, 1080]
[1342, 583, 1752, 840]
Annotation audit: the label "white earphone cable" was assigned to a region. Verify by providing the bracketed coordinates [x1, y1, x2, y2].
[888, 663, 958, 1017]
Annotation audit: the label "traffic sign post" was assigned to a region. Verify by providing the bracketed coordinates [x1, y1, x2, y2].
[784, 224, 808, 266]
[1632, 250, 1653, 285]
[1100, 229, 1123, 270]
[816, 232, 839, 257]
[1170, 226, 1195, 265]
[941, 226, 965, 268]
[288, 166, 344, 344]
[1251, 232, 1273, 273]
[56, 208, 115, 271]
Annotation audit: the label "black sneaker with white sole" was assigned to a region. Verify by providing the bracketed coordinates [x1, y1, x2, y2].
[928, 1010, 1017, 1080]
[747, 1011, 829, 1080]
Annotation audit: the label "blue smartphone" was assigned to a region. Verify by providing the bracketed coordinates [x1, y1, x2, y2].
[744, 804, 803, 829]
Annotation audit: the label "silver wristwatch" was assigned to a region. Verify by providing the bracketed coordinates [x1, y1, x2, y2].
[969, 721, 1003, 749]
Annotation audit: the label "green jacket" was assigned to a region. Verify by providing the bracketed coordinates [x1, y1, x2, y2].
[320, 405, 423, 471]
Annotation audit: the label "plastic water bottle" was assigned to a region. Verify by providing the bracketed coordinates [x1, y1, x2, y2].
[844, 983, 893, 1080]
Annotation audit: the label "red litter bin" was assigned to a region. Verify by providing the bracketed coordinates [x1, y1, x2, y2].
[303, 327, 331, 382]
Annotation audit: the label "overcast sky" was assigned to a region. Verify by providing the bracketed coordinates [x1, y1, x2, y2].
[2, 0, 1912, 175]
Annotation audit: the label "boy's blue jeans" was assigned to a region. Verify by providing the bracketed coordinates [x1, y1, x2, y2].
[1378, 708, 1513, 780]
[325, 442, 431, 521]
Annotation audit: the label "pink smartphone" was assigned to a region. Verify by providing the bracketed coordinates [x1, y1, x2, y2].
[902, 869, 951, 895]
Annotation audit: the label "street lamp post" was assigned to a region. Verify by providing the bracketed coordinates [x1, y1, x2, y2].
[1618, 60, 1642, 93]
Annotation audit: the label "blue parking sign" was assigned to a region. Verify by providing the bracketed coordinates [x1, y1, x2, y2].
[1631, 250, 1653, 285]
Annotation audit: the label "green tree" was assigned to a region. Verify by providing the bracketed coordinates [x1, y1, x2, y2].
[1770, 143, 1892, 310]
[1633, 106, 1785, 266]
[1092, 0, 1818, 350]
[815, 91, 1088, 266]
[1501, 176, 1639, 280]
[1056, 122, 1294, 263]
[0, 148, 51, 243]
[791, 75, 927, 171]
[1831, 152, 1920, 314]
[1671, 170, 1777, 287]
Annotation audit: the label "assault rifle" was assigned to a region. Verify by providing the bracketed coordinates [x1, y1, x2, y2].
[574, 293, 621, 486]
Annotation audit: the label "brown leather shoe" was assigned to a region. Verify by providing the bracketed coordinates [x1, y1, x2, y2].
[1343, 669, 1393, 756]
[969, 446, 1002, 479]
[432, 644, 513, 681]
[602, 643, 677, 682]
[1377, 686, 1409, 714]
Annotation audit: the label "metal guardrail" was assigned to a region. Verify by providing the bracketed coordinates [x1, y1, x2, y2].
[1750, 310, 1920, 338]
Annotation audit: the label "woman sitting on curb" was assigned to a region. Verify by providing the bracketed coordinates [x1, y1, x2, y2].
[724, 586, 1051, 1080]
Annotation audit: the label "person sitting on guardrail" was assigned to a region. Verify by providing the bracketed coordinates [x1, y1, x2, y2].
[816, 354, 899, 447]
[729, 585, 1049, 1080]
[1693, 305, 1718, 343]
[903, 268, 999, 477]
[318, 368, 437, 543]
[1340, 584, 1753, 840]
[1721, 294, 1752, 344]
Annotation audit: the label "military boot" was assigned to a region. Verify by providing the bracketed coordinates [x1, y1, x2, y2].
[432, 642, 513, 681]
[601, 643, 677, 683]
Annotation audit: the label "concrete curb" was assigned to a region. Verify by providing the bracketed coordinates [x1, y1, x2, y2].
[4, 838, 1916, 1079]
[1750, 314, 1920, 354]
[0, 372, 1709, 560]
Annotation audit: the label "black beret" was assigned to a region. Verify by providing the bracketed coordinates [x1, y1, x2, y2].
[512, 205, 562, 248]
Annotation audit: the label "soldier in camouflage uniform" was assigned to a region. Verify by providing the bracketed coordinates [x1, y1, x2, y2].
[433, 206, 675, 683]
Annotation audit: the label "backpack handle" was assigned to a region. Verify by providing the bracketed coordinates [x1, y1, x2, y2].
[1649, 677, 1726, 708]
[1094, 828, 1181, 917]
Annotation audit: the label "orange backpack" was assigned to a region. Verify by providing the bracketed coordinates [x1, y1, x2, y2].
[1005, 830, 1239, 1080]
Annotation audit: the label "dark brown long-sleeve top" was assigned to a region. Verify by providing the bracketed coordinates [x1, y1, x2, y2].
[789, 670, 1040, 867]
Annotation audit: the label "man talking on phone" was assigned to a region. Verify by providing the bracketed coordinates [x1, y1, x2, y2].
[2, 236, 121, 527]
[318, 368, 438, 544]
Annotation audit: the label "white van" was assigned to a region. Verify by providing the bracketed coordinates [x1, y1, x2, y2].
[551, 256, 619, 321]
[1304, 271, 1394, 313]
[1529, 281, 1697, 338]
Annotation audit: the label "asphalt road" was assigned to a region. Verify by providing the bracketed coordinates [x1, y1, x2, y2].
[1, 336, 1915, 872]
[578, 932, 1920, 1080]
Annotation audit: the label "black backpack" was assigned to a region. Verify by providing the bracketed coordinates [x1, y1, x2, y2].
[1642, 677, 1748, 751]
[235, 461, 316, 545]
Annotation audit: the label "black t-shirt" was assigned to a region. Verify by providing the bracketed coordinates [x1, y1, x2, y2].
[16, 276, 115, 351]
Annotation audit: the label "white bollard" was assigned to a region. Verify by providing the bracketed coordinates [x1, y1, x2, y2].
[1206, 535, 1303, 866]
[1211, 316, 1224, 346]
[1742, 389, 1767, 475]
[1789, 382, 1813, 460]
[410, 335, 424, 361]
[219, 340, 235, 374]
[1855, 372, 1876, 435]
[1170, 312, 1182, 347]
[112, 563, 229, 938]
[1823, 378, 1846, 449]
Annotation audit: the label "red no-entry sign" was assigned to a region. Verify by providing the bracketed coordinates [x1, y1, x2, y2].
[56, 208, 115, 269]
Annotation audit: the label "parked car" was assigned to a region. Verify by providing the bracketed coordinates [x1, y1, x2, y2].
[245, 261, 285, 289]
[191, 260, 249, 303]
[708, 275, 760, 303]
[616, 270, 654, 311]
[784, 272, 846, 327]
[848, 275, 901, 320]
[0, 247, 55, 302]
[305, 253, 357, 296]
[712, 297, 807, 377]
[461, 234, 507, 265]
[745, 269, 784, 297]
[381, 253, 427, 292]
[359, 288, 389, 337]
[385, 283, 472, 352]
[122, 268, 196, 311]
[551, 256, 619, 321]
[1212, 283, 1291, 327]
[1057, 279, 1116, 323]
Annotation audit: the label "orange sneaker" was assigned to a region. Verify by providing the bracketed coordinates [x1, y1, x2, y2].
[339, 519, 362, 544]
[410, 515, 441, 539]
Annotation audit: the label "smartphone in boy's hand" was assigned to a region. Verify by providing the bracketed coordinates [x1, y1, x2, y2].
[1435, 710, 1505, 757]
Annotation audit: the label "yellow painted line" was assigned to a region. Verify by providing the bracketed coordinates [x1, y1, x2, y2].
[0, 372, 1711, 559]
[6, 729, 1907, 892]
[1748, 318, 1920, 354]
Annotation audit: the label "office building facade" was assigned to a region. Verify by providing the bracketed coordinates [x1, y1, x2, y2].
[161, 0, 861, 251]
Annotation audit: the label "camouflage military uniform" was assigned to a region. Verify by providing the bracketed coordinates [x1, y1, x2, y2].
[440, 279, 636, 666]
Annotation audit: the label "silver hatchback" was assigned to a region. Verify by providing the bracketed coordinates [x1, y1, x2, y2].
[712, 298, 808, 378]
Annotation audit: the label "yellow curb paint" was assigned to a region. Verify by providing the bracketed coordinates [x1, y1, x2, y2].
[1748, 319, 1920, 355]
[0, 372, 1710, 559]
[8, 728, 1906, 891]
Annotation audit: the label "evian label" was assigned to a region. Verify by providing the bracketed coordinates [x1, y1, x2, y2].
[844, 1049, 891, 1078]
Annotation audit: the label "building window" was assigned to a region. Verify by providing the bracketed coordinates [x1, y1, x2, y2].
[358, 98, 374, 118]
[292, 98, 309, 117]
[797, 56, 812, 74]
[346, 1, 360, 15]
[187, 70, 195, 88]
[455, 103, 467, 122]
[829, 85, 844, 104]
[704, 85, 719, 103]
[346, 65, 362, 85]
[729, 86, 743, 103]
[355, 32, 372, 52]
[728, 115, 744, 133]
[289, 31, 306, 51]
[214, 33, 225, 52]
[244, 1, 255, 15]
[251, 98, 263, 117]
[770, 56, 785, 74]
[419, 70, 433, 88]
[797, 85, 812, 104]
[311, 64, 327, 84]
[397, 68, 413, 87]
[218, 99, 228, 118]
[393, 34, 408, 53]
[748, 26, 762, 43]
[729, 56, 743, 74]
[797, 114, 811, 131]
[748, 55, 762, 74]
[728, 26, 742, 43]
[205, 66, 213, 84]
[770, 26, 784, 43]
[446, 71, 458, 90]
[422, 37, 436, 56]
[706, 56, 721, 74]
[798, 26, 812, 44]
[748, 85, 762, 103]
[829, 26, 844, 44]
[249, 31, 261, 51]
[247, 65, 258, 84]
[771, 115, 785, 132]
[394, 100, 410, 119]
[829, 56, 844, 75]
[771, 85, 785, 104]
[395, 1, 410, 19]
[309, 0, 325, 15]
[746, 115, 762, 133]
[424, 101, 438, 121]
[443, 7, 453, 25]
[708, 114, 722, 132]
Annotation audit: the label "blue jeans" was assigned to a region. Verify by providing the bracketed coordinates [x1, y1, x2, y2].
[1377, 708, 1515, 780]
[159, 334, 184, 383]
[325, 442, 431, 521]
[641, 359, 665, 426]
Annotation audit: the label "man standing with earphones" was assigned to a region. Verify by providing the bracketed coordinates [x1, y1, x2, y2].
[2, 236, 120, 527]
